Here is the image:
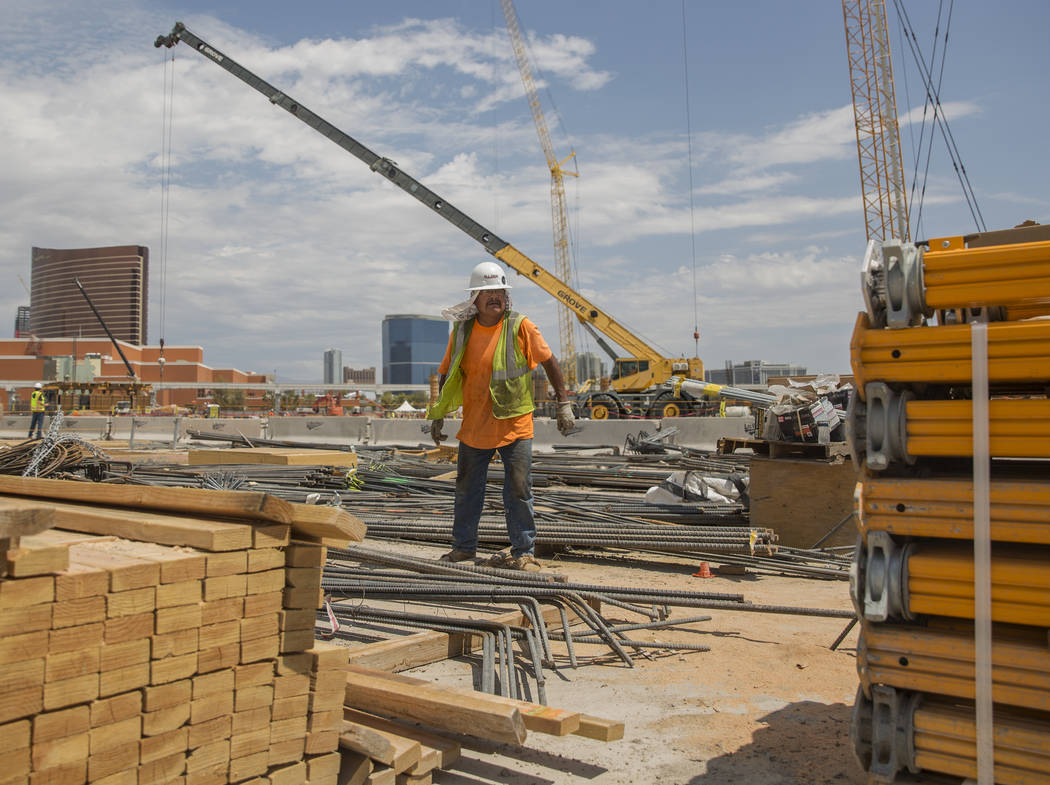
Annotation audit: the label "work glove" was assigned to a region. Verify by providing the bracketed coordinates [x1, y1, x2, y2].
[430, 418, 447, 447]
[556, 401, 575, 436]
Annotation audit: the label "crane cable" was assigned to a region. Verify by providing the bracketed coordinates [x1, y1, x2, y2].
[681, 0, 700, 359]
[890, 0, 985, 233]
[898, 0, 949, 239]
[158, 49, 176, 353]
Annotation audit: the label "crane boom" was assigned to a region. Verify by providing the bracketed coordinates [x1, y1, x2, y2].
[156, 23, 706, 414]
[155, 23, 664, 363]
[500, 0, 578, 387]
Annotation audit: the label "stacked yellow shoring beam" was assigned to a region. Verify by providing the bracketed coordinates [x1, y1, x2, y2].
[921, 238, 1050, 317]
[903, 399, 1050, 459]
[859, 621, 1050, 712]
[913, 697, 1050, 785]
[850, 312, 1050, 389]
[859, 475, 1050, 544]
[905, 541, 1050, 626]
[849, 226, 1050, 784]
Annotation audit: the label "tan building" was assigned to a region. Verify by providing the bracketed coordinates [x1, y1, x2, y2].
[343, 366, 376, 384]
[0, 336, 269, 413]
[30, 245, 149, 345]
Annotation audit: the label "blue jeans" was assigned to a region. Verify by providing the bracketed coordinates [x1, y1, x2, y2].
[453, 438, 535, 557]
[29, 412, 45, 437]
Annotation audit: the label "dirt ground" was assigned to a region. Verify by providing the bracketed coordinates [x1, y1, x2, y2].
[349, 539, 867, 785]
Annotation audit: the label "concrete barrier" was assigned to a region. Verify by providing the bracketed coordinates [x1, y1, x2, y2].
[0, 411, 752, 452]
[267, 416, 369, 445]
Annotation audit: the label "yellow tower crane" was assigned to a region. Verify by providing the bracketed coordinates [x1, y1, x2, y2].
[842, 0, 910, 242]
[500, 0, 579, 388]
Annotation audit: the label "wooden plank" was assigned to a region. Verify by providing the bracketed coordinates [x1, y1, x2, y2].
[4, 535, 69, 577]
[574, 714, 626, 742]
[304, 728, 339, 756]
[287, 504, 366, 544]
[33, 706, 89, 743]
[188, 448, 358, 467]
[227, 750, 268, 782]
[306, 752, 342, 782]
[41, 500, 255, 552]
[54, 562, 109, 601]
[0, 602, 52, 636]
[342, 709, 460, 770]
[343, 665, 526, 746]
[0, 575, 54, 608]
[338, 720, 420, 773]
[0, 498, 55, 540]
[0, 477, 294, 523]
[344, 666, 583, 738]
[337, 751, 372, 785]
[364, 765, 395, 785]
[91, 691, 143, 728]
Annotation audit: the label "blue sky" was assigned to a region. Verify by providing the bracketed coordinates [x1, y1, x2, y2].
[2, 1, 1047, 383]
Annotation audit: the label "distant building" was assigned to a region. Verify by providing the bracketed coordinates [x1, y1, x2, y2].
[323, 348, 342, 385]
[30, 245, 148, 344]
[381, 314, 448, 387]
[704, 359, 807, 386]
[14, 306, 30, 338]
[575, 352, 606, 383]
[0, 336, 268, 412]
[343, 366, 376, 384]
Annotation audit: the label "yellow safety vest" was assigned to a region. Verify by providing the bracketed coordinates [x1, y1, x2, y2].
[30, 390, 45, 412]
[427, 311, 534, 420]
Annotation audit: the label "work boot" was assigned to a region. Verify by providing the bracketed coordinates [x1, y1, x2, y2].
[484, 550, 514, 568]
[508, 554, 542, 572]
[438, 549, 475, 563]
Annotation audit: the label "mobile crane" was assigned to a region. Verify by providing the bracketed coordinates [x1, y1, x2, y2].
[155, 23, 721, 419]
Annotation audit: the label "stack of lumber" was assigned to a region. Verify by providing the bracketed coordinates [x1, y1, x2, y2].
[337, 665, 622, 785]
[0, 476, 365, 785]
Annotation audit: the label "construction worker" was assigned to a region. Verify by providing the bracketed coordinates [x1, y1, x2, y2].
[427, 261, 575, 571]
[28, 382, 46, 439]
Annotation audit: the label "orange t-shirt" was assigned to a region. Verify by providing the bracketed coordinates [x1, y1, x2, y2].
[437, 316, 552, 449]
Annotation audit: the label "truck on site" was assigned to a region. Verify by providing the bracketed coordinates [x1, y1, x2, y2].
[155, 23, 725, 419]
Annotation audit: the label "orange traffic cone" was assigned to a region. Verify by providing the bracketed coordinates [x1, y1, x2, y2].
[692, 561, 713, 578]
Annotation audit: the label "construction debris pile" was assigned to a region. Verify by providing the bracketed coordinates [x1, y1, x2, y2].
[761, 375, 853, 444]
[847, 235, 1050, 783]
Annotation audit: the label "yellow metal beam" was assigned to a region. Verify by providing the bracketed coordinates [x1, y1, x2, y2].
[905, 541, 1050, 626]
[859, 622, 1050, 712]
[859, 476, 1050, 544]
[905, 398, 1050, 459]
[913, 699, 1050, 785]
[850, 311, 1050, 388]
[922, 239, 1050, 313]
[853, 687, 1050, 785]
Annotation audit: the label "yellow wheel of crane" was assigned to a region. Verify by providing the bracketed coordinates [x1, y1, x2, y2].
[590, 403, 611, 420]
[660, 402, 682, 418]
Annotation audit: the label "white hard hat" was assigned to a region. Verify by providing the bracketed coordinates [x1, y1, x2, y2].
[34, 382, 42, 389]
[467, 261, 511, 292]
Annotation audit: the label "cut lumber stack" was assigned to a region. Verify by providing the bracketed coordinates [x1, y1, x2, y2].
[0, 476, 364, 785]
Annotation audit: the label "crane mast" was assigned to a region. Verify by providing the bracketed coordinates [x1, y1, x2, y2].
[500, 0, 579, 388]
[842, 0, 909, 242]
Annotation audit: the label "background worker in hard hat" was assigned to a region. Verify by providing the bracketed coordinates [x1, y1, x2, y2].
[428, 261, 575, 571]
[28, 382, 46, 439]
